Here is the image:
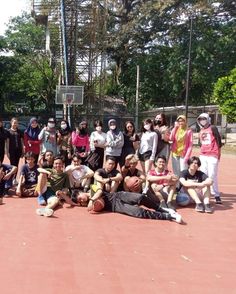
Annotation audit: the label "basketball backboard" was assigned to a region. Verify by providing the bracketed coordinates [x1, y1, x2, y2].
[55, 85, 84, 105]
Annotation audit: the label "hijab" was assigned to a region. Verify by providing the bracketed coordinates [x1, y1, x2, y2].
[25, 117, 41, 140]
[108, 119, 120, 136]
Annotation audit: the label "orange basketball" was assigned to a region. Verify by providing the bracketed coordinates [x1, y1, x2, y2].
[92, 198, 105, 212]
[126, 176, 142, 192]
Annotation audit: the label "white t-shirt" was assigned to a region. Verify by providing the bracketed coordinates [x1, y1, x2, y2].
[65, 164, 90, 187]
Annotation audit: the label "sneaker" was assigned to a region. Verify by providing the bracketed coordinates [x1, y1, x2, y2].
[204, 204, 213, 213]
[168, 210, 182, 224]
[215, 196, 222, 204]
[37, 195, 46, 205]
[195, 203, 204, 213]
[161, 206, 176, 215]
[36, 208, 54, 217]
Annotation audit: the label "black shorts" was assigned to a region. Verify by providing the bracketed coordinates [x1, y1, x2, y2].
[138, 150, 152, 162]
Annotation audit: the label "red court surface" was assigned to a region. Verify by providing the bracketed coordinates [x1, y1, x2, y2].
[1, 152, 236, 294]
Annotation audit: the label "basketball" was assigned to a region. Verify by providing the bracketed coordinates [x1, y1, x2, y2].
[176, 192, 191, 207]
[126, 176, 142, 192]
[92, 198, 105, 212]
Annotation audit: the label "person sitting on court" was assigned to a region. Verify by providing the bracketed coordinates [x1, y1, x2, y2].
[146, 155, 178, 210]
[15, 151, 39, 198]
[179, 156, 213, 213]
[0, 160, 17, 204]
[65, 153, 94, 200]
[76, 188, 182, 224]
[36, 156, 77, 217]
[121, 154, 145, 193]
[94, 156, 123, 193]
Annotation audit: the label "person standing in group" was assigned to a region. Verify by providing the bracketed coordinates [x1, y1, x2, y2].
[169, 115, 193, 178]
[153, 113, 171, 164]
[138, 118, 158, 175]
[6, 117, 24, 167]
[0, 118, 8, 163]
[57, 120, 72, 166]
[105, 119, 124, 169]
[38, 118, 58, 156]
[120, 120, 140, 167]
[197, 113, 223, 204]
[88, 120, 107, 171]
[71, 121, 90, 164]
[24, 117, 41, 163]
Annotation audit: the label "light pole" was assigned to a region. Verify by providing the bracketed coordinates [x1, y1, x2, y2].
[185, 16, 193, 120]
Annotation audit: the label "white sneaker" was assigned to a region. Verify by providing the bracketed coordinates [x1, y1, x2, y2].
[170, 211, 182, 224]
[36, 208, 54, 217]
[161, 206, 176, 215]
[163, 207, 182, 223]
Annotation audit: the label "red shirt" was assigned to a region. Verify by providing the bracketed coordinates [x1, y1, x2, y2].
[199, 126, 219, 158]
[148, 169, 170, 185]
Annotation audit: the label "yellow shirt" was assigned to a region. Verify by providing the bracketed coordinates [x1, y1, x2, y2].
[173, 128, 186, 157]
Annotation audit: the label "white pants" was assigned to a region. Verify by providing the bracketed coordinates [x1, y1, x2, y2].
[199, 155, 220, 197]
[171, 156, 187, 177]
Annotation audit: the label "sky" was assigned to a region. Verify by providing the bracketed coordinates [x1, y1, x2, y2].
[0, 0, 30, 35]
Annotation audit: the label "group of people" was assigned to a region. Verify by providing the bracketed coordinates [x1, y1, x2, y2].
[0, 112, 223, 224]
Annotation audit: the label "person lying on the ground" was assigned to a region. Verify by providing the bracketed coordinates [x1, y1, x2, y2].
[75, 188, 182, 223]
[36, 156, 78, 217]
[0, 160, 17, 204]
[15, 151, 39, 197]
[121, 154, 145, 193]
[94, 156, 122, 193]
[179, 156, 213, 213]
[146, 155, 178, 210]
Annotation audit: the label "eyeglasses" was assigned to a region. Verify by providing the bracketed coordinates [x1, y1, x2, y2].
[199, 118, 207, 121]
[127, 125, 133, 128]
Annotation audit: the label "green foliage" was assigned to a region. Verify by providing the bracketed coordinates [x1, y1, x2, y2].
[0, 13, 58, 114]
[213, 68, 236, 123]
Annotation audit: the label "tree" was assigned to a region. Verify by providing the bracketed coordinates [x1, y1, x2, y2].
[213, 68, 236, 123]
[1, 13, 58, 114]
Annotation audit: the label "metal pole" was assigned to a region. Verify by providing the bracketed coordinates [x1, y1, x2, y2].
[135, 65, 140, 130]
[185, 16, 193, 120]
[60, 0, 71, 125]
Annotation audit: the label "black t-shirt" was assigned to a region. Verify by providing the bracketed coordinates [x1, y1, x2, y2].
[126, 168, 142, 177]
[96, 168, 120, 179]
[180, 169, 208, 183]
